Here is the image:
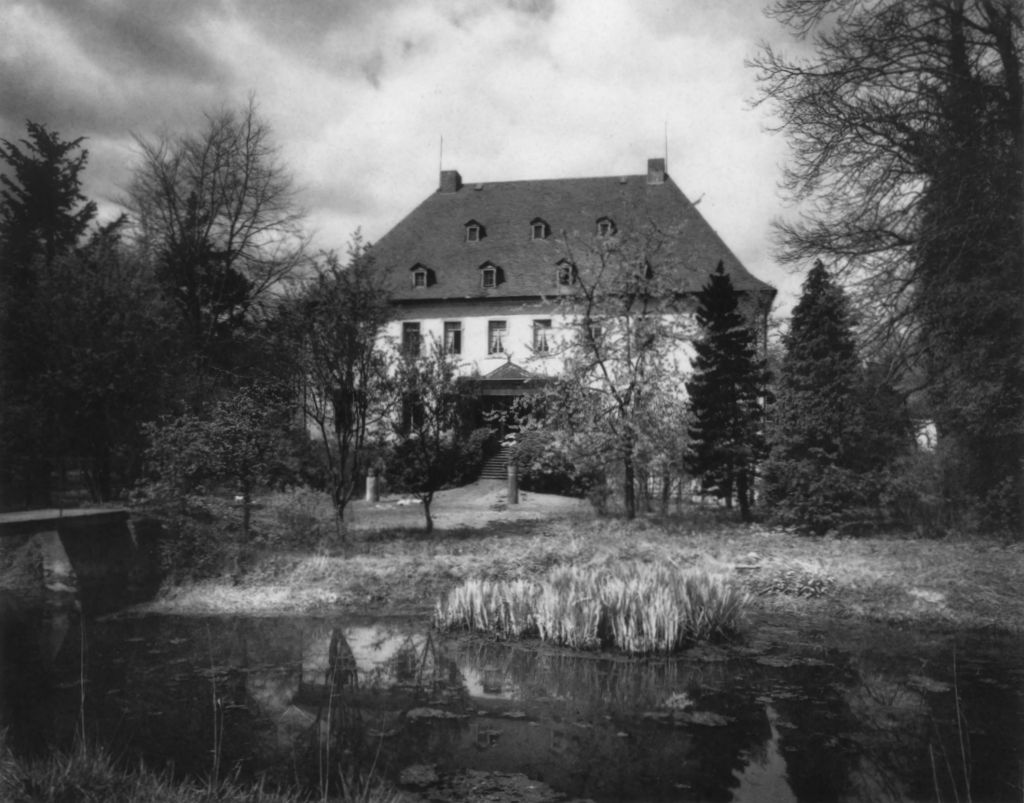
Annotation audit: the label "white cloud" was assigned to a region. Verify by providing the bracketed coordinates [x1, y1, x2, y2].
[1, 0, 803, 311]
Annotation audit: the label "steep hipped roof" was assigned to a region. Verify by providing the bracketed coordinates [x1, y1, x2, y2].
[372, 166, 774, 302]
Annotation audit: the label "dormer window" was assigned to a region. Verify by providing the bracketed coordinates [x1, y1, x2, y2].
[530, 217, 550, 240]
[465, 219, 485, 242]
[410, 263, 433, 288]
[479, 261, 503, 289]
[556, 259, 576, 286]
[596, 216, 616, 237]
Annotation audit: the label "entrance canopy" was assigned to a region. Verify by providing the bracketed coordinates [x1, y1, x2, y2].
[475, 361, 551, 397]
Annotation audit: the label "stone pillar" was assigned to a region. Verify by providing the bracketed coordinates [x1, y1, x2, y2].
[35, 530, 77, 593]
[507, 461, 519, 505]
[365, 470, 380, 503]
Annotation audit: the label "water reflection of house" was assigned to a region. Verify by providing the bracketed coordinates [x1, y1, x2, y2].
[480, 665, 505, 695]
[291, 627, 358, 708]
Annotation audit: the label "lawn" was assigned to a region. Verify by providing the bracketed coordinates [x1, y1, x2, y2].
[134, 480, 1024, 634]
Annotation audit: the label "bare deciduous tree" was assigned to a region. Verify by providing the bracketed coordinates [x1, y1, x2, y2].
[548, 224, 694, 519]
[751, 0, 1023, 526]
[284, 237, 392, 539]
[125, 96, 309, 408]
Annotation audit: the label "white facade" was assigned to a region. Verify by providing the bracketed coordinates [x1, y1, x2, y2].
[382, 312, 571, 378]
[382, 309, 698, 382]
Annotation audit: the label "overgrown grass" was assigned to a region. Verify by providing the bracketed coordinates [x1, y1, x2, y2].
[135, 486, 1024, 632]
[0, 737, 400, 803]
[434, 563, 748, 654]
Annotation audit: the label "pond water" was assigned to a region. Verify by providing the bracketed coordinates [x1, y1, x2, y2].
[2, 604, 1023, 802]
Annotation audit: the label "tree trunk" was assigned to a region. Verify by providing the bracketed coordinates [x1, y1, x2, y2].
[736, 470, 751, 523]
[423, 498, 433, 534]
[241, 490, 251, 541]
[331, 482, 348, 544]
[660, 471, 672, 517]
[324, 508, 351, 552]
[623, 456, 636, 519]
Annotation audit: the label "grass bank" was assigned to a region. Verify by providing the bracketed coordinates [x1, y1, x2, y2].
[133, 483, 1024, 633]
[0, 739, 403, 803]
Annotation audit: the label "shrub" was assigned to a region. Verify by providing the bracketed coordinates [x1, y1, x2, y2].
[881, 449, 955, 536]
[749, 567, 836, 598]
[513, 430, 602, 498]
[449, 427, 493, 487]
[131, 492, 237, 581]
[383, 427, 493, 492]
[266, 428, 331, 491]
[266, 486, 335, 550]
[765, 460, 884, 535]
[585, 479, 612, 515]
[434, 563, 748, 654]
[882, 440, 1022, 538]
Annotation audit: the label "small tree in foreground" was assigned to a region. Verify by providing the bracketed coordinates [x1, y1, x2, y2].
[685, 263, 768, 522]
[141, 385, 293, 572]
[764, 260, 911, 534]
[552, 224, 693, 518]
[284, 238, 391, 540]
[387, 340, 470, 534]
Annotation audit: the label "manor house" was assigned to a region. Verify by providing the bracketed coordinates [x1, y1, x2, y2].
[371, 158, 775, 407]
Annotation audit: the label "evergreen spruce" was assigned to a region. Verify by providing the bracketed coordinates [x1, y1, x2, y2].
[765, 260, 910, 533]
[0, 121, 97, 271]
[684, 262, 767, 521]
[1, 123, 99, 507]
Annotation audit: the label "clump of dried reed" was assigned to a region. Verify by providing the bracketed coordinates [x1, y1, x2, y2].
[434, 563, 747, 654]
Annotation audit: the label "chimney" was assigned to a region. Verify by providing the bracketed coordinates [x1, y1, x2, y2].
[647, 158, 666, 185]
[440, 169, 462, 193]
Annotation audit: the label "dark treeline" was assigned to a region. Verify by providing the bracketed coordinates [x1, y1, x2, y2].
[751, 0, 1023, 533]
[0, 101, 314, 510]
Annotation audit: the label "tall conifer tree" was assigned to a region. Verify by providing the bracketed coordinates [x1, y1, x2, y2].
[765, 260, 909, 533]
[0, 122, 99, 506]
[685, 263, 767, 521]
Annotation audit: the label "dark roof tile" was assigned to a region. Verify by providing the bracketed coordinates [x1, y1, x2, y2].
[372, 172, 774, 301]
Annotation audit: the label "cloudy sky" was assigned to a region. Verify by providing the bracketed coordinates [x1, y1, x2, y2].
[1, 0, 806, 312]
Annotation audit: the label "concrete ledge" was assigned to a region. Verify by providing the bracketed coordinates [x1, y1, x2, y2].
[0, 508, 129, 537]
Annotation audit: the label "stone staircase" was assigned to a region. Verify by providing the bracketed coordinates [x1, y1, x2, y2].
[478, 447, 511, 481]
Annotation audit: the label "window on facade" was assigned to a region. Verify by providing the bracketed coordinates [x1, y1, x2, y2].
[488, 320, 507, 354]
[482, 267, 498, 288]
[533, 319, 552, 353]
[596, 217, 616, 237]
[465, 220, 484, 242]
[531, 218, 549, 240]
[402, 322, 421, 356]
[401, 394, 425, 433]
[444, 321, 462, 355]
[587, 320, 603, 344]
